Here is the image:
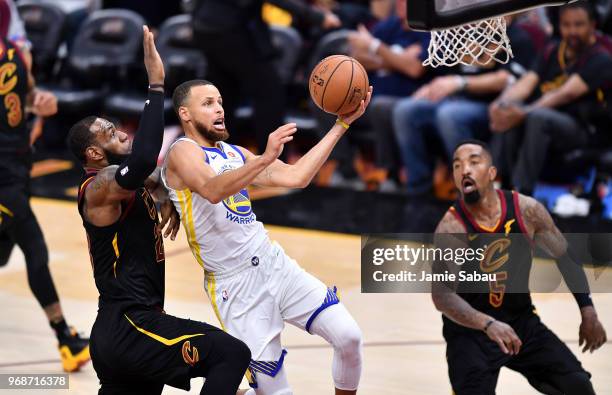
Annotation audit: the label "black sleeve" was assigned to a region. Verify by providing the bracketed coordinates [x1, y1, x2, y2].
[577, 52, 612, 92]
[555, 250, 594, 308]
[268, 0, 325, 26]
[115, 90, 165, 190]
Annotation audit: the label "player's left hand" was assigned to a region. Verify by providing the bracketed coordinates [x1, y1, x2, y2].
[339, 85, 373, 125]
[579, 306, 607, 353]
[158, 200, 180, 241]
[30, 89, 58, 117]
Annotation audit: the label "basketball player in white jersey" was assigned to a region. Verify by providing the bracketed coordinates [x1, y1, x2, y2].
[162, 79, 372, 395]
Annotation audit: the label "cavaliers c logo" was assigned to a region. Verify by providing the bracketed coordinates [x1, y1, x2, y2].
[480, 238, 511, 308]
[182, 340, 200, 367]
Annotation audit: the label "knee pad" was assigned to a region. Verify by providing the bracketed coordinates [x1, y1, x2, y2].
[308, 303, 362, 391]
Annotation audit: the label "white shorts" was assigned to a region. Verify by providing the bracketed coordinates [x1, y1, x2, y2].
[203, 241, 336, 364]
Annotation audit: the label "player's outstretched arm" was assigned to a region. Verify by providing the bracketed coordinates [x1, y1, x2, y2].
[432, 211, 522, 355]
[241, 87, 373, 188]
[83, 26, 165, 226]
[520, 194, 607, 352]
[166, 124, 296, 203]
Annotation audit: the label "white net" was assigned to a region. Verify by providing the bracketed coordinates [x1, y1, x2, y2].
[424, 16, 513, 68]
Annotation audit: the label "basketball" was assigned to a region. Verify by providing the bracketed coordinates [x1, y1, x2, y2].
[309, 55, 369, 115]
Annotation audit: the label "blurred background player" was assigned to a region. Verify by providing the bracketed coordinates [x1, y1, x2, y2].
[433, 140, 607, 395]
[0, 0, 90, 372]
[163, 79, 372, 394]
[68, 27, 251, 395]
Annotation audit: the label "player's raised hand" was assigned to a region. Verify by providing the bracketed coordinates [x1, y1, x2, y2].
[261, 123, 298, 164]
[340, 86, 373, 126]
[485, 320, 522, 355]
[143, 25, 164, 86]
[579, 306, 607, 353]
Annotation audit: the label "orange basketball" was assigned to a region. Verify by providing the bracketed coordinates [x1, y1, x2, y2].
[309, 55, 369, 116]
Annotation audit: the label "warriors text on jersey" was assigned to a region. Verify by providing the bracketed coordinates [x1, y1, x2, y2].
[78, 169, 166, 310]
[162, 139, 268, 274]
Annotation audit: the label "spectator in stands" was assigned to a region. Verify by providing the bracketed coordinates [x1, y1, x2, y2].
[347, 0, 431, 190]
[41, 0, 99, 50]
[2, 0, 30, 48]
[490, 1, 612, 196]
[191, 0, 341, 153]
[311, 0, 372, 29]
[391, 14, 535, 196]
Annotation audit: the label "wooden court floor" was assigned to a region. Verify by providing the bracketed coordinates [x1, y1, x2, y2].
[0, 198, 610, 394]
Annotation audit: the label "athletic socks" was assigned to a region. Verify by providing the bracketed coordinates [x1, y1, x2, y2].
[50, 318, 71, 340]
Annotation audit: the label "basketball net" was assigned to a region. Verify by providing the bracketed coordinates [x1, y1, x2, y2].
[424, 16, 513, 67]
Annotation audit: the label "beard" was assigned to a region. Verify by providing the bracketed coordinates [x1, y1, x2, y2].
[194, 119, 229, 143]
[462, 189, 481, 205]
[104, 149, 129, 166]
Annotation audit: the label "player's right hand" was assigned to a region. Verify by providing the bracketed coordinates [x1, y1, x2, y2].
[143, 25, 164, 85]
[486, 320, 522, 355]
[261, 123, 298, 164]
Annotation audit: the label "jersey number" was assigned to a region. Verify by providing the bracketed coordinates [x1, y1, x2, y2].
[142, 189, 165, 263]
[4, 92, 21, 127]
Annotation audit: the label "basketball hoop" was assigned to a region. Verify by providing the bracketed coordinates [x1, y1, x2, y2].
[424, 16, 513, 68]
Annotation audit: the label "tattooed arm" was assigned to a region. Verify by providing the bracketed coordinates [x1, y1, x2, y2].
[433, 211, 522, 354]
[520, 194, 606, 352]
[82, 165, 135, 227]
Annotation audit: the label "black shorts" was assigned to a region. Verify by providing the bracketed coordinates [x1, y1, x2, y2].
[0, 152, 32, 187]
[444, 311, 589, 395]
[0, 180, 31, 235]
[0, 153, 31, 235]
[90, 305, 230, 394]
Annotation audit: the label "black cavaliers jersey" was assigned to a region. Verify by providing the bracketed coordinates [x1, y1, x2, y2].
[0, 38, 29, 153]
[77, 169, 166, 311]
[445, 190, 535, 332]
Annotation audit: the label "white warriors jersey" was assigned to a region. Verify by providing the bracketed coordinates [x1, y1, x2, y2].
[161, 138, 268, 273]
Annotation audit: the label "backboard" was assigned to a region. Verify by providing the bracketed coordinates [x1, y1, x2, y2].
[408, 0, 577, 30]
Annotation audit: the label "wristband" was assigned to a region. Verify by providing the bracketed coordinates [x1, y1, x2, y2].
[148, 83, 164, 90]
[456, 76, 468, 92]
[336, 118, 350, 130]
[483, 319, 495, 332]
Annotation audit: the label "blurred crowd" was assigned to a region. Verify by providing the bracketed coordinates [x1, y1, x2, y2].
[7, 0, 612, 215]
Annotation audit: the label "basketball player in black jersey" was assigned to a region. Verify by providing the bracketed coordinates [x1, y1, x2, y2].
[433, 140, 607, 395]
[0, 31, 91, 370]
[67, 26, 250, 395]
